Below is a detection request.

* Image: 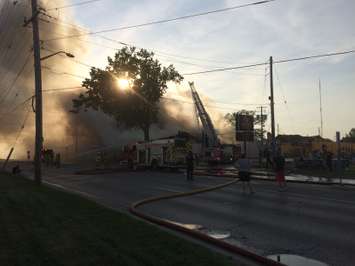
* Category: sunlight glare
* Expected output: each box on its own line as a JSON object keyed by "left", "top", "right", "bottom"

{"left": 116, "top": 78, "right": 130, "bottom": 91}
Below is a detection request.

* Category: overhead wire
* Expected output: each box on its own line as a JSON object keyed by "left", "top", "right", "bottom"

{"left": 13, "top": 107, "right": 31, "bottom": 146}
{"left": 42, "top": 86, "right": 84, "bottom": 93}
{"left": 274, "top": 66, "right": 295, "bottom": 132}
{"left": 37, "top": 84, "right": 265, "bottom": 109}
{"left": 41, "top": 47, "right": 95, "bottom": 68}
{"left": 38, "top": 15, "right": 240, "bottom": 68}
{"left": 42, "top": 65, "right": 88, "bottom": 79}
{"left": 46, "top": 0, "right": 103, "bottom": 11}
{"left": 0, "top": 95, "right": 33, "bottom": 121}
{"left": 162, "top": 97, "right": 262, "bottom": 111}
{"left": 0, "top": 51, "right": 33, "bottom": 106}
{"left": 0, "top": 2, "right": 33, "bottom": 105}
{"left": 183, "top": 49, "right": 355, "bottom": 75}
{"left": 43, "top": 0, "right": 276, "bottom": 41}
{"left": 39, "top": 1, "right": 252, "bottom": 66}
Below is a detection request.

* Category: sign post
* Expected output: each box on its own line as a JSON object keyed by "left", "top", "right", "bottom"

{"left": 235, "top": 113, "right": 254, "bottom": 156}
{"left": 336, "top": 131, "right": 342, "bottom": 185}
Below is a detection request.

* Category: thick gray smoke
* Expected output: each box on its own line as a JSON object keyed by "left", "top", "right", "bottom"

{"left": 0, "top": 0, "right": 233, "bottom": 160}
{"left": 0, "top": 0, "right": 98, "bottom": 159}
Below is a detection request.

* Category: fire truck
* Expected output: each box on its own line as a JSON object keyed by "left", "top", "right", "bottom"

{"left": 119, "top": 132, "right": 198, "bottom": 169}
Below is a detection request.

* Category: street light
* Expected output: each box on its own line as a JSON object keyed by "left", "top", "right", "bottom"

{"left": 40, "top": 51, "right": 75, "bottom": 61}
{"left": 32, "top": 49, "right": 75, "bottom": 185}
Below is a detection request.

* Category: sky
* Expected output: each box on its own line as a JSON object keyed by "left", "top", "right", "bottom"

{"left": 47, "top": 0, "right": 355, "bottom": 140}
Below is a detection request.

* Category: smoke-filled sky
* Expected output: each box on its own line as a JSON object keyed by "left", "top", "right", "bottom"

{"left": 48, "top": 0, "right": 355, "bottom": 139}
{"left": 1, "top": 0, "right": 355, "bottom": 158}
{"left": 0, "top": 0, "right": 214, "bottom": 159}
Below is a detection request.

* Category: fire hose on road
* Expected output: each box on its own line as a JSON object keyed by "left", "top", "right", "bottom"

{"left": 129, "top": 177, "right": 285, "bottom": 266}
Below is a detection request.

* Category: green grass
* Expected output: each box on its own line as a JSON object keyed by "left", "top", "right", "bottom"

{"left": 0, "top": 173, "right": 234, "bottom": 266}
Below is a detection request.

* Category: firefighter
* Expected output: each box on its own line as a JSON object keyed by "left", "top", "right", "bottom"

{"left": 96, "top": 152, "right": 102, "bottom": 168}
{"left": 55, "top": 153, "right": 61, "bottom": 168}
{"left": 186, "top": 150, "right": 194, "bottom": 181}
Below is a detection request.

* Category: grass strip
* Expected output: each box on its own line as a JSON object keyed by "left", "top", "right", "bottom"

{"left": 0, "top": 173, "right": 234, "bottom": 266}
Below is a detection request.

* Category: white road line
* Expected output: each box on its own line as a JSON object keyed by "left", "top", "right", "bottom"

{"left": 44, "top": 181, "right": 98, "bottom": 200}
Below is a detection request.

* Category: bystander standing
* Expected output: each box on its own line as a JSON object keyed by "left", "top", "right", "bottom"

{"left": 237, "top": 154, "right": 254, "bottom": 194}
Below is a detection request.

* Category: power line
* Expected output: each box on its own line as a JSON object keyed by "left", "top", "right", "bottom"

{"left": 38, "top": 84, "right": 264, "bottom": 108}
{"left": 42, "top": 65, "right": 88, "bottom": 79}
{"left": 41, "top": 47, "right": 95, "bottom": 68}
{"left": 275, "top": 49, "right": 355, "bottom": 64}
{"left": 44, "top": 0, "right": 276, "bottom": 42}
{"left": 183, "top": 62, "right": 268, "bottom": 75}
{"left": 0, "top": 95, "right": 33, "bottom": 121}
{"left": 0, "top": 51, "right": 33, "bottom": 105}
{"left": 42, "top": 86, "right": 84, "bottom": 93}
{"left": 46, "top": 0, "right": 103, "bottom": 11}
{"left": 162, "top": 97, "right": 259, "bottom": 111}
{"left": 183, "top": 49, "right": 355, "bottom": 75}
{"left": 39, "top": 13, "right": 241, "bottom": 67}
{"left": 13, "top": 107, "right": 31, "bottom": 146}
{"left": 274, "top": 66, "right": 295, "bottom": 132}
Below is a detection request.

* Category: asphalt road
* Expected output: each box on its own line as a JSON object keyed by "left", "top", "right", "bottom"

{"left": 16, "top": 163, "right": 355, "bottom": 266}
{"left": 142, "top": 180, "right": 355, "bottom": 266}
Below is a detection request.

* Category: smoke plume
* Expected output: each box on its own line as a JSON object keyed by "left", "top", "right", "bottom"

{"left": 0, "top": 0, "right": 233, "bottom": 160}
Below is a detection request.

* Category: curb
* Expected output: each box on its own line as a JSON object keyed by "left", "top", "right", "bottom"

{"left": 129, "top": 179, "right": 285, "bottom": 266}
{"left": 194, "top": 171, "right": 355, "bottom": 186}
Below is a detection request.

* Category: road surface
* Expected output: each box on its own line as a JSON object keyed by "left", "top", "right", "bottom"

{"left": 16, "top": 163, "right": 355, "bottom": 266}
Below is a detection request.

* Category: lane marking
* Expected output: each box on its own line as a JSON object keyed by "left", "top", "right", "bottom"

{"left": 44, "top": 181, "right": 99, "bottom": 200}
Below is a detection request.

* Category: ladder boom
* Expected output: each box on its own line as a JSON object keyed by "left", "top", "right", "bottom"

{"left": 189, "top": 82, "right": 219, "bottom": 147}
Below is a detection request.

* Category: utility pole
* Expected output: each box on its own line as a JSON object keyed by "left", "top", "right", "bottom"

{"left": 269, "top": 56, "right": 276, "bottom": 157}
{"left": 31, "top": 0, "right": 43, "bottom": 185}
{"left": 258, "top": 106, "right": 265, "bottom": 166}
{"left": 74, "top": 124, "right": 79, "bottom": 154}
{"left": 257, "top": 106, "right": 265, "bottom": 144}
{"left": 319, "top": 79, "right": 324, "bottom": 138}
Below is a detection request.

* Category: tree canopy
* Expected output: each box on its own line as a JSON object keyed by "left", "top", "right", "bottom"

{"left": 342, "top": 128, "right": 355, "bottom": 143}
{"left": 72, "top": 46, "right": 183, "bottom": 140}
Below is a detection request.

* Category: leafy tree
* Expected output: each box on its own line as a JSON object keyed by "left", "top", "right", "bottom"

{"left": 72, "top": 47, "right": 183, "bottom": 141}
{"left": 342, "top": 128, "right": 355, "bottom": 143}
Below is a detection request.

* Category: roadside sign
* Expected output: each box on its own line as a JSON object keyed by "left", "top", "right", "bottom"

{"left": 235, "top": 114, "right": 254, "bottom": 142}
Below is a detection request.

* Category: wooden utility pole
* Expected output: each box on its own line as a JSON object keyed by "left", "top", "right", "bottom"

{"left": 31, "top": 0, "right": 43, "bottom": 185}
{"left": 269, "top": 56, "right": 276, "bottom": 157}
{"left": 319, "top": 79, "right": 324, "bottom": 137}
{"left": 259, "top": 106, "right": 265, "bottom": 144}
{"left": 258, "top": 106, "right": 265, "bottom": 166}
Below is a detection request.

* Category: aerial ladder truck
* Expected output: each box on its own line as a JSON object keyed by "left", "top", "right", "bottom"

{"left": 189, "top": 82, "right": 222, "bottom": 163}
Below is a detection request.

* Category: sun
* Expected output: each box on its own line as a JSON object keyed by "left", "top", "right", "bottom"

{"left": 116, "top": 78, "right": 130, "bottom": 91}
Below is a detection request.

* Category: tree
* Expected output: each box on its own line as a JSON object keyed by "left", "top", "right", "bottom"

{"left": 72, "top": 47, "right": 183, "bottom": 141}
{"left": 342, "top": 128, "right": 355, "bottom": 143}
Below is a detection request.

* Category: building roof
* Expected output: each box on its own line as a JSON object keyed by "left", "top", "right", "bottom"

{"left": 276, "top": 134, "right": 333, "bottom": 144}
